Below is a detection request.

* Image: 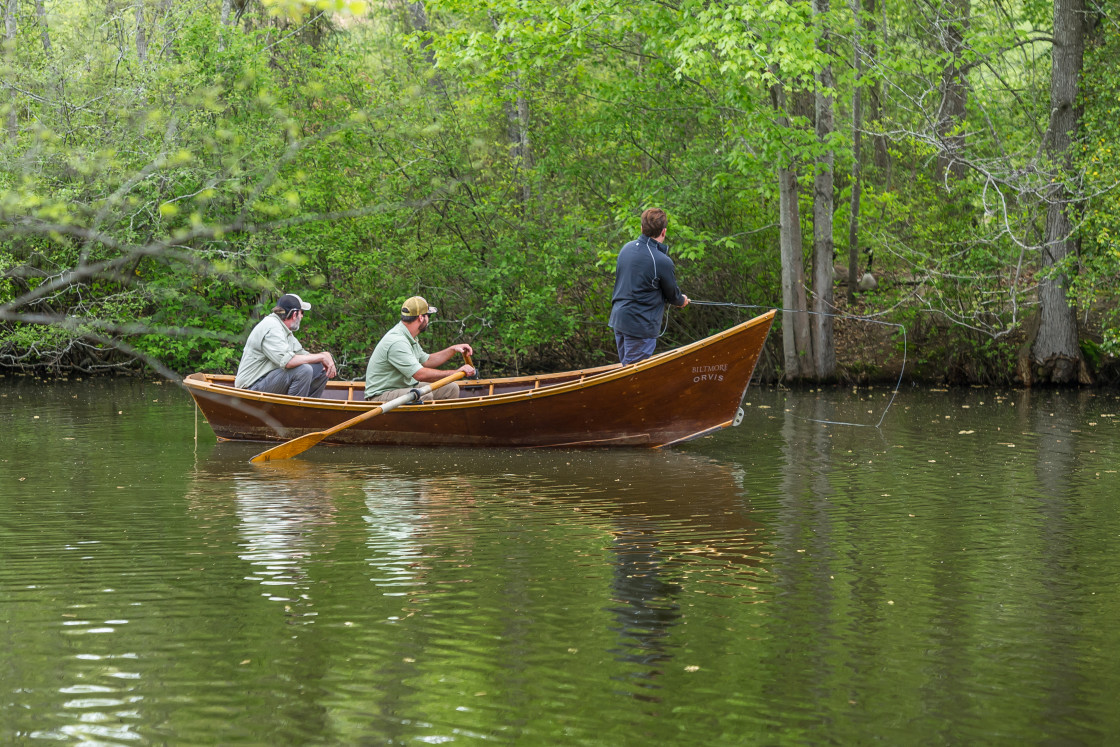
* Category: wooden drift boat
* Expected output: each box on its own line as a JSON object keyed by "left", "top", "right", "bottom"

{"left": 183, "top": 310, "right": 775, "bottom": 449}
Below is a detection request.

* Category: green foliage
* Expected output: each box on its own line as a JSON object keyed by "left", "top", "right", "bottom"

{"left": 1, "top": 0, "right": 1118, "bottom": 384}
{"left": 1073, "top": 16, "right": 1120, "bottom": 359}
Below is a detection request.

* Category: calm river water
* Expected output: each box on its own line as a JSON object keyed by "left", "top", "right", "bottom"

{"left": 2, "top": 376, "right": 1119, "bottom": 744}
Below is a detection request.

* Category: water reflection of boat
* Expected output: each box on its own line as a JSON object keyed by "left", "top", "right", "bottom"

{"left": 182, "top": 312, "right": 775, "bottom": 449}
{"left": 191, "top": 444, "right": 763, "bottom": 569}
{"left": 187, "top": 445, "right": 764, "bottom": 697}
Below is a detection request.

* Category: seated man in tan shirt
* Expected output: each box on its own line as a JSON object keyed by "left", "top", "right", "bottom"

{"left": 364, "top": 296, "right": 475, "bottom": 402}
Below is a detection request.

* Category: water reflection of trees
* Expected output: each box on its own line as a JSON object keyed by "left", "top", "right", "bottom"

{"left": 186, "top": 456, "right": 340, "bottom": 615}
{"left": 233, "top": 461, "right": 338, "bottom": 609}
{"left": 1025, "top": 389, "right": 1089, "bottom": 735}
{"left": 756, "top": 387, "right": 1120, "bottom": 741}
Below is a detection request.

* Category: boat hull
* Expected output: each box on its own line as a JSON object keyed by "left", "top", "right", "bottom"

{"left": 183, "top": 310, "right": 774, "bottom": 449}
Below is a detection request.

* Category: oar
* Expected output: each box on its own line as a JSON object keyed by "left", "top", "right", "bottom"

{"left": 249, "top": 370, "right": 466, "bottom": 464}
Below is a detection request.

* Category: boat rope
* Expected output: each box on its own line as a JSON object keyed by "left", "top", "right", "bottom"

{"left": 680, "top": 301, "right": 906, "bottom": 429}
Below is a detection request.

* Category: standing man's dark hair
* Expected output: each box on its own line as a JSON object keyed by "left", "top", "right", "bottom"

{"left": 608, "top": 209, "right": 689, "bottom": 365}
{"left": 641, "top": 208, "right": 668, "bottom": 238}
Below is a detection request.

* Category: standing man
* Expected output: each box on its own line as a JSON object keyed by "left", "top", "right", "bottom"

{"left": 365, "top": 296, "right": 476, "bottom": 402}
{"left": 609, "top": 208, "right": 690, "bottom": 365}
{"left": 234, "top": 293, "right": 337, "bottom": 398}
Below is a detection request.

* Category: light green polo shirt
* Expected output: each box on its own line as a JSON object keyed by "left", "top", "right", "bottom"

{"left": 364, "top": 321, "right": 431, "bottom": 399}
{"left": 234, "top": 314, "right": 307, "bottom": 389}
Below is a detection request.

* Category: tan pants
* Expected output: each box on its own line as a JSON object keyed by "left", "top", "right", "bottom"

{"left": 368, "top": 382, "right": 460, "bottom": 403}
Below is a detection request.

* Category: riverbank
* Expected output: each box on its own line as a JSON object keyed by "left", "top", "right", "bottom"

{"left": 2, "top": 300, "right": 1118, "bottom": 388}
{"left": 797, "top": 297, "right": 1120, "bottom": 388}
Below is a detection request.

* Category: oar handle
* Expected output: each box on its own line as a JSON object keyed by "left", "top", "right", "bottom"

{"left": 423, "top": 369, "right": 468, "bottom": 397}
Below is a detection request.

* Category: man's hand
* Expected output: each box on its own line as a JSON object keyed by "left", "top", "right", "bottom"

{"left": 678, "top": 294, "right": 690, "bottom": 308}
{"left": 451, "top": 343, "right": 474, "bottom": 357}
{"left": 288, "top": 351, "right": 337, "bottom": 378}
{"left": 319, "top": 352, "right": 338, "bottom": 379}
{"left": 458, "top": 364, "right": 477, "bottom": 377}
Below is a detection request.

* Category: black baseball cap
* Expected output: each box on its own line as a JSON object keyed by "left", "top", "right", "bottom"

{"left": 277, "top": 294, "right": 311, "bottom": 316}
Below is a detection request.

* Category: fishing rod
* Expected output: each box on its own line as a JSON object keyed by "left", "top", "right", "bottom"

{"left": 671, "top": 300, "right": 907, "bottom": 429}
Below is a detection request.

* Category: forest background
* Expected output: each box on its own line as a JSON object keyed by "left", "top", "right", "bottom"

{"left": 1, "top": 0, "right": 1118, "bottom": 386}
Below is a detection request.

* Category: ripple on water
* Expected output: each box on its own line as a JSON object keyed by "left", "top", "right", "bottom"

{"left": 6, "top": 382, "right": 1120, "bottom": 743}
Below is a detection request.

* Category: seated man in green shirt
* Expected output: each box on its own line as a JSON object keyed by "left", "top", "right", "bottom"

{"left": 364, "top": 296, "right": 476, "bottom": 402}
{"left": 234, "top": 293, "right": 337, "bottom": 398}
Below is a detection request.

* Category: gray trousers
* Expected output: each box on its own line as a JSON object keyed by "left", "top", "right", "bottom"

{"left": 614, "top": 332, "right": 657, "bottom": 365}
{"left": 248, "top": 363, "right": 328, "bottom": 398}
{"left": 367, "top": 381, "right": 460, "bottom": 403}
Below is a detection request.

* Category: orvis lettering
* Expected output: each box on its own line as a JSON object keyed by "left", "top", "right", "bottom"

{"left": 691, "top": 364, "right": 728, "bottom": 384}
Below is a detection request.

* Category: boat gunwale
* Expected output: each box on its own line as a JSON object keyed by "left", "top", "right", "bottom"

{"left": 183, "top": 310, "right": 775, "bottom": 413}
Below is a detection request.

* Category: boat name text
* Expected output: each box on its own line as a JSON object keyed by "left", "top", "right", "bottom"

{"left": 692, "top": 364, "right": 728, "bottom": 383}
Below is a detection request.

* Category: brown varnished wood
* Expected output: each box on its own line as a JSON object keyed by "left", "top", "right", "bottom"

{"left": 183, "top": 311, "right": 775, "bottom": 449}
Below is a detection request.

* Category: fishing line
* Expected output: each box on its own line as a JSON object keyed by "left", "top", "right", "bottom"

{"left": 678, "top": 301, "right": 907, "bottom": 429}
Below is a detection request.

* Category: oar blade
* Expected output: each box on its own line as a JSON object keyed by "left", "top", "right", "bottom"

{"left": 250, "top": 430, "right": 328, "bottom": 464}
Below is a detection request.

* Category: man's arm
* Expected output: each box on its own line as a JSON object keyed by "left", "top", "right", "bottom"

{"left": 657, "top": 257, "right": 689, "bottom": 308}
{"left": 423, "top": 343, "right": 473, "bottom": 369}
{"left": 411, "top": 343, "right": 475, "bottom": 381}
{"left": 288, "top": 351, "right": 337, "bottom": 379}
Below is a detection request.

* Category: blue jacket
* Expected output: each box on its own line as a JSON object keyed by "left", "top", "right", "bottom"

{"left": 608, "top": 235, "right": 686, "bottom": 338}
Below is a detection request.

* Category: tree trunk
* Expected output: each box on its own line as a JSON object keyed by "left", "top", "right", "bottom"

{"left": 848, "top": 0, "right": 863, "bottom": 304}
{"left": 219, "top": 0, "right": 231, "bottom": 51}
{"left": 513, "top": 92, "right": 532, "bottom": 203}
{"left": 34, "top": 0, "right": 49, "bottom": 54}
{"left": 403, "top": 1, "right": 450, "bottom": 99}
{"left": 812, "top": 0, "right": 836, "bottom": 379}
{"left": 934, "top": 0, "right": 969, "bottom": 182}
{"left": 1032, "top": 0, "right": 1085, "bottom": 384}
{"left": 493, "top": 12, "right": 533, "bottom": 208}
{"left": 771, "top": 81, "right": 814, "bottom": 380}
{"left": 501, "top": 88, "right": 533, "bottom": 207}
{"left": 408, "top": 1, "right": 437, "bottom": 67}
{"left": 3, "top": 0, "right": 13, "bottom": 41}
{"left": 4, "top": 0, "right": 16, "bottom": 139}
{"left": 779, "top": 163, "right": 813, "bottom": 379}
{"left": 862, "top": 0, "right": 889, "bottom": 180}
{"left": 135, "top": 2, "right": 148, "bottom": 64}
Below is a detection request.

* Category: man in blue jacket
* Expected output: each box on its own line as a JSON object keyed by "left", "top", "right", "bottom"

{"left": 608, "top": 208, "right": 690, "bottom": 365}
